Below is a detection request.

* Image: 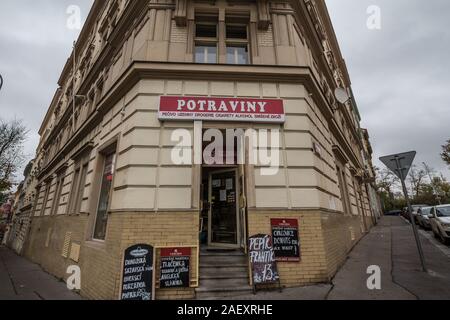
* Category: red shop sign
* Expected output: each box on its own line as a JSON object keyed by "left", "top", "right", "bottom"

{"left": 160, "top": 247, "right": 192, "bottom": 258}
{"left": 271, "top": 219, "right": 301, "bottom": 262}
{"left": 158, "top": 96, "right": 285, "bottom": 123}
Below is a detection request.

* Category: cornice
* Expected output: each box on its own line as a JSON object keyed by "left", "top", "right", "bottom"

{"left": 42, "top": 0, "right": 150, "bottom": 151}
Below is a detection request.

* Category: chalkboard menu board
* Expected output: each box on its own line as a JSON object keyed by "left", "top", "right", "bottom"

{"left": 271, "top": 219, "right": 300, "bottom": 262}
{"left": 248, "top": 234, "right": 280, "bottom": 285}
{"left": 121, "top": 244, "right": 155, "bottom": 301}
{"left": 160, "top": 248, "right": 191, "bottom": 289}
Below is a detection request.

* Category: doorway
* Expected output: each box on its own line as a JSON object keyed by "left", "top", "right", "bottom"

{"left": 200, "top": 167, "right": 247, "bottom": 249}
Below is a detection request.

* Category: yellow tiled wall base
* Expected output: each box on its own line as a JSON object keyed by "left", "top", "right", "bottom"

{"left": 248, "top": 210, "right": 329, "bottom": 287}
{"left": 24, "top": 210, "right": 366, "bottom": 299}
{"left": 24, "top": 211, "right": 198, "bottom": 300}
{"left": 321, "top": 213, "right": 365, "bottom": 277}
{"left": 248, "top": 210, "right": 367, "bottom": 287}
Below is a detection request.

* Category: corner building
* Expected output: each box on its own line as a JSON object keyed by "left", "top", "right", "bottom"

{"left": 23, "top": 0, "right": 378, "bottom": 299}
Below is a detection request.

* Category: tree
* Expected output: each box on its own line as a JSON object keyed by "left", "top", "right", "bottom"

{"left": 375, "top": 167, "right": 401, "bottom": 211}
{"left": 442, "top": 139, "right": 450, "bottom": 166}
{"left": 0, "top": 118, "right": 27, "bottom": 197}
{"left": 408, "top": 165, "right": 427, "bottom": 198}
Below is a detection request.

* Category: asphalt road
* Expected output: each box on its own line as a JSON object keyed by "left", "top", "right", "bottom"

{"left": 233, "top": 216, "right": 450, "bottom": 300}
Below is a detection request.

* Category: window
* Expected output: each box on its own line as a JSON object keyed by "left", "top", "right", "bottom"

{"left": 93, "top": 150, "right": 116, "bottom": 240}
{"left": 226, "top": 25, "right": 249, "bottom": 65}
{"left": 195, "top": 46, "right": 217, "bottom": 64}
{"left": 68, "top": 154, "right": 90, "bottom": 215}
{"left": 33, "top": 185, "right": 41, "bottom": 216}
{"left": 194, "top": 20, "right": 250, "bottom": 65}
{"left": 226, "top": 46, "right": 248, "bottom": 65}
{"left": 195, "top": 23, "right": 218, "bottom": 64}
{"left": 336, "top": 161, "right": 351, "bottom": 215}
{"left": 196, "top": 24, "right": 217, "bottom": 38}
{"left": 74, "top": 164, "right": 88, "bottom": 215}
{"left": 40, "top": 179, "right": 52, "bottom": 216}
{"left": 51, "top": 171, "right": 66, "bottom": 215}
{"left": 68, "top": 169, "right": 80, "bottom": 214}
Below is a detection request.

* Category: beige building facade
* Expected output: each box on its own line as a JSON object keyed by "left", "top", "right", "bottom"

{"left": 20, "top": 0, "right": 378, "bottom": 300}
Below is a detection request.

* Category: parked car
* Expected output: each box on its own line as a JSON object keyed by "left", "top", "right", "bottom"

{"left": 385, "top": 210, "right": 402, "bottom": 216}
{"left": 410, "top": 204, "right": 429, "bottom": 224}
{"left": 429, "top": 205, "right": 450, "bottom": 244}
{"left": 401, "top": 207, "right": 409, "bottom": 220}
{"left": 417, "top": 206, "right": 433, "bottom": 230}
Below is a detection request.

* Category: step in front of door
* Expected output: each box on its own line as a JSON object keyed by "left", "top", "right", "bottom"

{"left": 196, "top": 250, "right": 252, "bottom": 300}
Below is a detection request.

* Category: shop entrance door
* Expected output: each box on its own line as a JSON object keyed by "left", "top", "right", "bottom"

{"left": 208, "top": 169, "right": 240, "bottom": 248}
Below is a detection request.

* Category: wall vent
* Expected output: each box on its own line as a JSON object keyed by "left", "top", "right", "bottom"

{"left": 62, "top": 232, "right": 72, "bottom": 258}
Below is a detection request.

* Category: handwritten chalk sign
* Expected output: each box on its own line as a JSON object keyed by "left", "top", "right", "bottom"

{"left": 248, "top": 234, "right": 280, "bottom": 285}
{"left": 160, "top": 248, "right": 191, "bottom": 289}
{"left": 121, "top": 244, "right": 155, "bottom": 301}
{"left": 271, "top": 219, "right": 300, "bottom": 262}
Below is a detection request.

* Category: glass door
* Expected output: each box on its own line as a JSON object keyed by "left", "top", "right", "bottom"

{"left": 208, "top": 169, "right": 240, "bottom": 248}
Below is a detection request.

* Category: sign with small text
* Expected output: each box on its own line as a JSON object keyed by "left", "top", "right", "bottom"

{"left": 120, "top": 244, "right": 155, "bottom": 301}
{"left": 159, "top": 96, "right": 285, "bottom": 123}
{"left": 248, "top": 234, "right": 280, "bottom": 285}
{"left": 271, "top": 219, "right": 300, "bottom": 262}
{"left": 159, "top": 248, "right": 191, "bottom": 289}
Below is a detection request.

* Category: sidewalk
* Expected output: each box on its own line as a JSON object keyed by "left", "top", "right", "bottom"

{"left": 1, "top": 216, "right": 450, "bottom": 300}
{"left": 0, "top": 246, "right": 81, "bottom": 300}
{"left": 232, "top": 216, "right": 450, "bottom": 300}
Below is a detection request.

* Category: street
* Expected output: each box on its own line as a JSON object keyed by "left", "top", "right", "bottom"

{"left": 231, "top": 216, "right": 450, "bottom": 300}
{"left": 0, "top": 247, "right": 81, "bottom": 300}
{"left": 1, "top": 216, "right": 449, "bottom": 300}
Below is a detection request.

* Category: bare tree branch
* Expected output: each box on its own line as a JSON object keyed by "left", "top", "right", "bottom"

{"left": 0, "top": 118, "right": 27, "bottom": 194}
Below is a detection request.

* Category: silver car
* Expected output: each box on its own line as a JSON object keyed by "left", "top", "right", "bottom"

{"left": 411, "top": 204, "right": 428, "bottom": 224}
{"left": 417, "top": 206, "right": 433, "bottom": 230}
{"left": 429, "top": 205, "right": 450, "bottom": 245}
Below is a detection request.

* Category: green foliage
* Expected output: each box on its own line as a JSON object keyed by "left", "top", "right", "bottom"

{"left": 442, "top": 139, "right": 450, "bottom": 166}
{"left": 376, "top": 164, "right": 450, "bottom": 211}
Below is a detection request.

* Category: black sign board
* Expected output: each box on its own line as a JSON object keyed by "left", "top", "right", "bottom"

{"left": 160, "top": 248, "right": 191, "bottom": 289}
{"left": 271, "top": 219, "right": 301, "bottom": 262}
{"left": 248, "top": 234, "right": 280, "bottom": 285}
{"left": 120, "top": 244, "right": 155, "bottom": 301}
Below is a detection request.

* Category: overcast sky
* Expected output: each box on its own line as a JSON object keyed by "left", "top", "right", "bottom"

{"left": 0, "top": 0, "right": 449, "bottom": 182}
{"left": 326, "top": 0, "right": 450, "bottom": 179}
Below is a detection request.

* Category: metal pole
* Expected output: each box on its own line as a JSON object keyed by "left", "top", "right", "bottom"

{"left": 395, "top": 156, "right": 427, "bottom": 272}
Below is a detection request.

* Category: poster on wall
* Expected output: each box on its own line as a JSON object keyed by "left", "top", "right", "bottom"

{"left": 271, "top": 219, "right": 301, "bottom": 262}
{"left": 120, "top": 244, "right": 155, "bottom": 301}
{"left": 248, "top": 234, "right": 280, "bottom": 287}
{"left": 159, "top": 248, "right": 191, "bottom": 289}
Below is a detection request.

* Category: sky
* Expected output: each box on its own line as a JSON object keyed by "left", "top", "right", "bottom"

{"left": 0, "top": 0, "right": 449, "bottom": 183}
{"left": 325, "top": 0, "right": 450, "bottom": 179}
